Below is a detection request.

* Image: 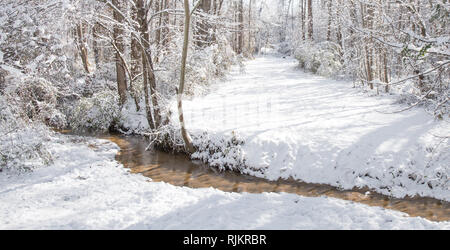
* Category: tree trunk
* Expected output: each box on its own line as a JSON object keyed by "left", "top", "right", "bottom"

{"left": 92, "top": 23, "right": 100, "bottom": 70}
{"left": 195, "top": 0, "right": 212, "bottom": 48}
{"left": 383, "top": 49, "right": 389, "bottom": 92}
{"left": 178, "top": 0, "right": 197, "bottom": 153}
{"left": 136, "top": 0, "right": 161, "bottom": 129}
{"left": 301, "top": 0, "right": 305, "bottom": 40}
{"left": 76, "top": 23, "right": 90, "bottom": 74}
{"left": 248, "top": 0, "right": 252, "bottom": 55}
{"left": 130, "top": 5, "right": 142, "bottom": 112}
{"left": 112, "top": 0, "right": 128, "bottom": 105}
{"left": 365, "top": 2, "right": 374, "bottom": 89}
{"left": 161, "top": 0, "right": 170, "bottom": 48}
{"left": 307, "top": 0, "right": 313, "bottom": 40}
{"left": 135, "top": 0, "right": 155, "bottom": 130}
{"left": 327, "top": 0, "right": 332, "bottom": 41}
{"left": 155, "top": 0, "right": 162, "bottom": 62}
{"left": 237, "top": 0, "right": 244, "bottom": 54}
{"left": 147, "top": 54, "right": 161, "bottom": 129}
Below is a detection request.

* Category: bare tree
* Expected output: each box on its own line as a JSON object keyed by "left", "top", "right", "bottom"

{"left": 178, "top": 0, "right": 203, "bottom": 153}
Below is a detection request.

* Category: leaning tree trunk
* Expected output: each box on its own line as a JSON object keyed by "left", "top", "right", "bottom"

{"left": 178, "top": 0, "right": 198, "bottom": 153}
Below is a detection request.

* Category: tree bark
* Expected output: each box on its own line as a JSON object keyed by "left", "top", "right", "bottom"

{"left": 307, "top": 0, "right": 313, "bottom": 40}
{"left": 363, "top": 2, "right": 374, "bottom": 89}
{"left": 92, "top": 23, "right": 101, "bottom": 70}
{"left": 135, "top": 0, "right": 155, "bottom": 130}
{"left": 327, "top": 0, "right": 332, "bottom": 41}
{"left": 248, "top": 0, "right": 252, "bottom": 55}
{"left": 178, "top": 0, "right": 199, "bottom": 154}
{"left": 76, "top": 23, "right": 90, "bottom": 74}
{"left": 195, "top": 0, "right": 212, "bottom": 48}
{"left": 130, "top": 5, "right": 142, "bottom": 111}
{"left": 161, "top": 0, "right": 170, "bottom": 48}
{"left": 112, "top": 0, "right": 128, "bottom": 105}
{"left": 237, "top": 0, "right": 244, "bottom": 54}
{"left": 301, "top": 0, "right": 305, "bottom": 40}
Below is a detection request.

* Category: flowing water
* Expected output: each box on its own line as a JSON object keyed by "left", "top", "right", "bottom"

{"left": 99, "top": 134, "right": 449, "bottom": 222}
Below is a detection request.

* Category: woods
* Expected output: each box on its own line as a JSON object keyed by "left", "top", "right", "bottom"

{"left": 0, "top": 0, "right": 254, "bottom": 153}
{"left": 0, "top": 0, "right": 449, "bottom": 231}
{"left": 0, "top": 0, "right": 448, "bottom": 165}
{"left": 0, "top": 0, "right": 447, "bottom": 161}
{"left": 290, "top": 0, "right": 449, "bottom": 117}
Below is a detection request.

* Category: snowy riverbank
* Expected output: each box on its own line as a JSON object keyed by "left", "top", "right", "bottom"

{"left": 174, "top": 56, "right": 449, "bottom": 202}
{"left": 0, "top": 133, "right": 448, "bottom": 229}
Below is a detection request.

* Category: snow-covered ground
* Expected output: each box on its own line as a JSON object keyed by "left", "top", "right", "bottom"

{"left": 176, "top": 56, "right": 449, "bottom": 201}
{"left": 0, "top": 133, "right": 448, "bottom": 230}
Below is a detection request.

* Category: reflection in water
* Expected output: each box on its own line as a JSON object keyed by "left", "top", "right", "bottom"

{"left": 103, "top": 135, "right": 449, "bottom": 222}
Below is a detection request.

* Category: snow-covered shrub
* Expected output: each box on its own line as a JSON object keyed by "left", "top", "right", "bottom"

{"left": 15, "top": 77, "right": 67, "bottom": 128}
{"left": 294, "top": 41, "right": 343, "bottom": 77}
{"left": 0, "top": 126, "right": 53, "bottom": 173}
{"left": 392, "top": 82, "right": 450, "bottom": 119}
{"left": 278, "top": 41, "right": 292, "bottom": 55}
{"left": 214, "top": 35, "right": 238, "bottom": 74}
{"left": 117, "top": 98, "right": 150, "bottom": 134}
{"left": 192, "top": 131, "right": 246, "bottom": 172}
{"left": 186, "top": 49, "right": 213, "bottom": 94}
{"left": 0, "top": 0, "right": 78, "bottom": 84}
{"left": 70, "top": 90, "right": 121, "bottom": 132}
{"left": 0, "top": 96, "right": 53, "bottom": 173}
{"left": 0, "top": 0, "right": 90, "bottom": 129}
{"left": 0, "top": 94, "right": 25, "bottom": 130}
{"left": 185, "top": 36, "right": 236, "bottom": 96}
{"left": 0, "top": 66, "right": 66, "bottom": 129}
{"left": 180, "top": 32, "right": 235, "bottom": 95}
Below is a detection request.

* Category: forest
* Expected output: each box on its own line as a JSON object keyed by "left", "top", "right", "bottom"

{"left": 0, "top": 0, "right": 449, "bottom": 230}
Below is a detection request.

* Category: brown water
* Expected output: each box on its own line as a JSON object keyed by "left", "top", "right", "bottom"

{"left": 100, "top": 134, "right": 449, "bottom": 222}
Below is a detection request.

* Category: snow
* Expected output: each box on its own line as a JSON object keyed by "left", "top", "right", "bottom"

{"left": 0, "top": 133, "right": 448, "bottom": 230}
{"left": 174, "top": 56, "right": 450, "bottom": 201}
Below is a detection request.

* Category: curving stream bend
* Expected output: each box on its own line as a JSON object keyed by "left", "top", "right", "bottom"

{"left": 98, "top": 134, "right": 449, "bottom": 222}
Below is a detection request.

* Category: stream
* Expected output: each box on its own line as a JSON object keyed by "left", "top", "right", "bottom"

{"left": 97, "top": 134, "right": 449, "bottom": 222}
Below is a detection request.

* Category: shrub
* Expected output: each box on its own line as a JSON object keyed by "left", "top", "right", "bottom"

{"left": 15, "top": 77, "right": 67, "bottom": 128}
{"left": 0, "top": 97, "right": 52, "bottom": 173}
{"left": 192, "top": 131, "right": 246, "bottom": 172}
{"left": 294, "top": 41, "right": 343, "bottom": 77}
{"left": 70, "top": 90, "right": 121, "bottom": 132}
